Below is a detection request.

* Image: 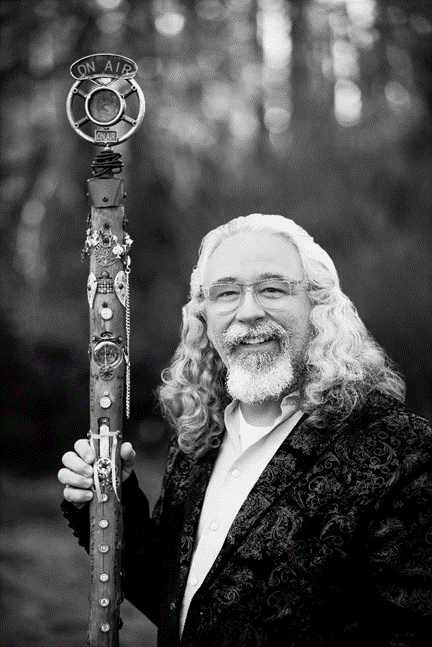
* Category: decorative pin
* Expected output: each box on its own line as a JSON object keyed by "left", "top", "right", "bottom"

{"left": 114, "top": 271, "right": 127, "bottom": 306}
{"left": 100, "top": 396, "right": 112, "bottom": 409}
{"left": 100, "top": 306, "right": 113, "bottom": 320}
{"left": 87, "top": 273, "right": 97, "bottom": 308}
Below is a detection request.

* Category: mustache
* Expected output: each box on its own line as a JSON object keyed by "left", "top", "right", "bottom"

{"left": 220, "top": 321, "right": 289, "bottom": 353}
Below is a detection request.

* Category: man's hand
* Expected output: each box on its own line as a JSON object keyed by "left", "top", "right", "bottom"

{"left": 58, "top": 439, "right": 136, "bottom": 508}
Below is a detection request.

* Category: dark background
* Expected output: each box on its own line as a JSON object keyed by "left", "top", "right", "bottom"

{"left": 1, "top": 0, "right": 431, "bottom": 645}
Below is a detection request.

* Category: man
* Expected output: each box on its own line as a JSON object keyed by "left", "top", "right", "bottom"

{"left": 59, "top": 214, "right": 431, "bottom": 646}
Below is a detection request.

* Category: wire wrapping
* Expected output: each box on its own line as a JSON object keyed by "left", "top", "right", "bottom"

{"left": 92, "top": 147, "right": 124, "bottom": 178}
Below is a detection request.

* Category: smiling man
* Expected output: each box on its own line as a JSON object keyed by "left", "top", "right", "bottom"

{"left": 60, "top": 214, "right": 431, "bottom": 647}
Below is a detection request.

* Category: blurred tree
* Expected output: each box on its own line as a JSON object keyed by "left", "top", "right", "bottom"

{"left": 1, "top": 0, "right": 430, "bottom": 476}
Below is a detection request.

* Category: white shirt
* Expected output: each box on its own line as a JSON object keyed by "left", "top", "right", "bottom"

{"left": 179, "top": 394, "right": 303, "bottom": 634}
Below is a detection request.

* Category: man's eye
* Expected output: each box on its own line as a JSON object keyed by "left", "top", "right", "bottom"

{"left": 262, "top": 287, "right": 283, "bottom": 294}
{"left": 259, "top": 286, "right": 287, "bottom": 297}
{"left": 217, "top": 289, "right": 239, "bottom": 300}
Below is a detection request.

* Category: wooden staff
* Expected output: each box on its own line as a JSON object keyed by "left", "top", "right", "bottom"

{"left": 66, "top": 53, "right": 145, "bottom": 646}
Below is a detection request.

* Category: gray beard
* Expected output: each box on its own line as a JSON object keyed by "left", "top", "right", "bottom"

{"left": 225, "top": 351, "right": 295, "bottom": 404}
{"left": 221, "top": 321, "right": 296, "bottom": 404}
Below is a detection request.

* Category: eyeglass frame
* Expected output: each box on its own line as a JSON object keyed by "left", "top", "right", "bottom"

{"left": 200, "top": 277, "right": 310, "bottom": 313}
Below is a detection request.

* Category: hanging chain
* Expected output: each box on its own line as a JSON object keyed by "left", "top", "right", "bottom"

{"left": 125, "top": 255, "right": 131, "bottom": 419}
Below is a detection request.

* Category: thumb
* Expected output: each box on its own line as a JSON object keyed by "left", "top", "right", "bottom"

{"left": 120, "top": 442, "right": 136, "bottom": 480}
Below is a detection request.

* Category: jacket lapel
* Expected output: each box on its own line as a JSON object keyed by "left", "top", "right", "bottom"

{"left": 201, "top": 415, "right": 347, "bottom": 585}
{"left": 169, "top": 446, "right": 219, "bottom": 599}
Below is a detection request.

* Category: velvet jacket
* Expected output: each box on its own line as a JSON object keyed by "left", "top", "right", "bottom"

{"left": 63, "top": 392, "right": 432, "bottom": 646}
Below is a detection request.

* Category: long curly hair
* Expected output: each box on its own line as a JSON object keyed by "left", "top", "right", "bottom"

{"left": 158, "top": 214, "right": 405, "bottom": 458}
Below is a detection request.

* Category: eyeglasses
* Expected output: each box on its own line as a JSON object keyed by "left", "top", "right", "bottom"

{"left": 201, "top": 279, "right": 308, "bottom": 314}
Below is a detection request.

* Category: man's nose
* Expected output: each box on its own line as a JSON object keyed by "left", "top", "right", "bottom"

{"left": 235, "top": 288, "right": 265, "bottom": 322}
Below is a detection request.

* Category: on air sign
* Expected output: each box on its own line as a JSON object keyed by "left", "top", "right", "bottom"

{"left": 70, "top": 54, "right": 138, "bottom": 80}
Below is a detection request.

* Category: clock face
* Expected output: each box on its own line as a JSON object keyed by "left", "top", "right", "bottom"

{"left": 93, "top": 341, "right": 122, "bottom": 368}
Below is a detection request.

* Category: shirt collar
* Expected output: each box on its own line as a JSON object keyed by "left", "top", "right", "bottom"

{"left": 224, "top": 391, "right": 301, "bottom": 442}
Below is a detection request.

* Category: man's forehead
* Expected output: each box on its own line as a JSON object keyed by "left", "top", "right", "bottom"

{"left": 203, "top": 230, "right": 303, "bottom": 284}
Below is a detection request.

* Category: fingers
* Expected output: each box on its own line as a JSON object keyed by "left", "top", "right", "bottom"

{"left": 62, "top": 485, "right": 93, "bottom": 507}
{"left": 74, "top": 439, "right": 95, "bottom": 464}
{"left": 59, "top": 439, "right": 95, "bottom": 506}
{"left": 58, "top": 466, "right": 93, "bottom": 490}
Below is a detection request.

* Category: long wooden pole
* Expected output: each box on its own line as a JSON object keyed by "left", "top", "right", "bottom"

{"left": 86, "top": 171, "right": 127, "bottom": 646}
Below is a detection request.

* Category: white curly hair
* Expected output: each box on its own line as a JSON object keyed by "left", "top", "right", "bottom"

{"left": 158, "top": 214, "right": 405, "bottom": 458}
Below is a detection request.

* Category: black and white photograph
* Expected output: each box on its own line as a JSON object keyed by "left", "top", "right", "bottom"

{"left": 1, "top": 1, "right": 431, "bottom": 646}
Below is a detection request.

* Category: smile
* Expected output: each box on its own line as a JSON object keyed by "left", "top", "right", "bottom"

{"left": 240, "top": 336, "right": 273, "bottom": 345}
{"left": 236, "top": 337, "right": 279, "bottom": 353}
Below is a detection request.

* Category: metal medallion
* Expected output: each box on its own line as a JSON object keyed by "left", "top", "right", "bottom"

{"left": 99, "top": 543, "right": 109, "bottom": 553}
{"left": 100, "top": 573, "right": 109, "bottom": 582}
{"left": 93, "top": 340, "right": 122, "bottom": 368}
{"left": 87, "top": 273, "right": 97, "bottom": 308}
{"left": 94, "top": 231, "right": 117, "bottom": 267}
{"left": 99, "top": 519, "right": 109, "bottom": 529}
{"left": 100, "top": 396, "right": 112, "bottom": 409}
{"left": 99, "top": 597, "right": 110, "bottom": 607}
{"left": 114, "top": 271, "right": 127, "bottom": 306}
{"left": 100, "top": 306, "right": 113, "bottom": 320}
{"left": 100, "top": 622, "right": 110, "bottom": 633}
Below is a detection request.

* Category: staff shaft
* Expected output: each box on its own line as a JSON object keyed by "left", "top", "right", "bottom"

{"left": 86, "top": 176, "right": 127, "bottom": 646}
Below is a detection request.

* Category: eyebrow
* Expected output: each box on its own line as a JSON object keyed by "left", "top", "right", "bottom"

{"left": 211, "top": 273, "right": 300, "bottom": 284}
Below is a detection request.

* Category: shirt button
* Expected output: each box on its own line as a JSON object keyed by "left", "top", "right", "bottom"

{"left": 210, "top": 521, "right": 219, "bottom": 531}
{"left": 170, "top": 601, "right": 177, "bottom": 612}
{"left": 190, "top": 576, "right": 198, "bottom": 586}
{"left": 232, "top": 469, "right": 240, "bottom": 478}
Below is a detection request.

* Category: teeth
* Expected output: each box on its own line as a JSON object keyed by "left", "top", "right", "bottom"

{"left": 242, "top": 337, "right": 270, "bottom": 344}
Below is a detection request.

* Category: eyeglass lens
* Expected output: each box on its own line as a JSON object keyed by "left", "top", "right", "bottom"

{"left": 208, "top": 280, "right": 301, "bottom": 312}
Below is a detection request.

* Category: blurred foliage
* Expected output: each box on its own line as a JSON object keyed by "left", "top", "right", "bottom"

{"left": 1, "top": 0, "right": 431, "bottom": 477}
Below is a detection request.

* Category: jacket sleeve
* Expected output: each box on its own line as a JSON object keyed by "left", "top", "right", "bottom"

{"left": 358, "top": 413, "right": 432, "bottom": 647}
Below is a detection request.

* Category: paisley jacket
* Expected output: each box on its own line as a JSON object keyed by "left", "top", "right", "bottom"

{"left": 63, "top": 392, "right": 432, "bottom": 646}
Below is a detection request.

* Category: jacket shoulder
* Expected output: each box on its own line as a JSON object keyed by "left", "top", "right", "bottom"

{"left": 360, "top": 391, "right": 431, "bottom": 437}
{"left": 341, "top": 392, "right": 431, "bottom": 476}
